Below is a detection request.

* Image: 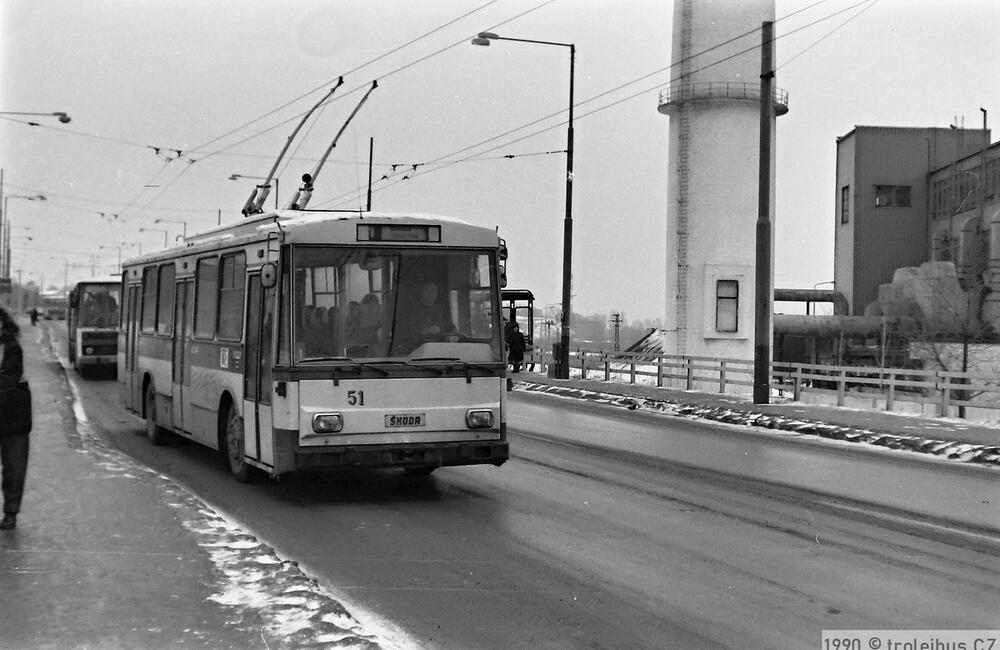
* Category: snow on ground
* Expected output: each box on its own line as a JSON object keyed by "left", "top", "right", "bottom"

{"left": 60, "top": 353, "right": 415, "bottom": 649}
{"left": 515, "top": 380, "right": 1000, "bottom": 468}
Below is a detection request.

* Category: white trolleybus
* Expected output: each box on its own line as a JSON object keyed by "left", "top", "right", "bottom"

{"left": 68, "top": 276, "right": 120, "bottom": 376}
{"left": 119, "top": 210, "right": 510, "bottom": 480}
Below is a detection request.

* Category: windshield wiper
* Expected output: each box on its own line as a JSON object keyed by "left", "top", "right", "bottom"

{"left": 410, "top": 356, "right": 500, "bottom": 382}
{"left": 299, "top": 355, "right": 355, "bottom": 364}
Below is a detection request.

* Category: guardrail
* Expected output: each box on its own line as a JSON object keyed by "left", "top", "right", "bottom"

{"left": 523, "top": 347, "right": 1000, "bottom": 420}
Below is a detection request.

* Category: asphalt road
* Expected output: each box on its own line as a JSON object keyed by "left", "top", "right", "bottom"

{"left": 53, "top": 324, "right": 1000, "bottom": 650}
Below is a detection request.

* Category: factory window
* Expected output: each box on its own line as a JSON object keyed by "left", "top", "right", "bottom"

{"left": 875, "top": 185, "right": 910, "bottom": 207}
{"left": 931, "top": 179, "right": 951, "bottom": 218}
{"left": 715, "top": 280, "right": 739, "bottom": 333}
{"left": 986, "top": 159, "right": 1000, "bottom": 200}
{"left": 840, "top": 186, "right": 850, "bottom": 224}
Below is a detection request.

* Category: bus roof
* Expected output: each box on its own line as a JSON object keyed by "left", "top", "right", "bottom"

{"left": 72, "top": 275, "right": 121, "bottom": 286}
{"left": 122, "top": 210, "right": 500, "bottom": 268}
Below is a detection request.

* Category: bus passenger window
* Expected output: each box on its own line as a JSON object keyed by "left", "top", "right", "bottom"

{"left": 218, "top": 253, "right": 246, "bottom": 341}
{"left": 157, "top": 264, "right": 175, "bottom": 335}
{"left": 141, "top": 267, "right": 157, "bottom": 333}
{"left": 194, "top": 257, "right": 219, "bottom": 339}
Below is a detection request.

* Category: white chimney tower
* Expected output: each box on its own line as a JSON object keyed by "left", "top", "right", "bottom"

{"left": 658, "top": 0, "right": 787, "bottom": 361}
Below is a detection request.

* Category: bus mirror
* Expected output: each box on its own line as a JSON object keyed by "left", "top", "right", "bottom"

{"left": 498, "top": 267, "right": 507, "bottom": 288}
{"left": 261, "top": 262, "right": 278, "bottom": 288}
{"left": 498, "top": 239, "right": 508, "bottom": 261}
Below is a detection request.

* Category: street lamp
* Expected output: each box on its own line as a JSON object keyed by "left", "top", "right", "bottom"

{"left": 1, "top": 194, "right": 46, "bottom": 278}
{"left": 139, "top": 227, "right": 168, "bottom": 248}
{"left": 229, "top": 174, "right": 279, "bottom": 210}
{"left": 153, "top": 217, "right": 188, "bottom": 239}
{"left": 99, "top": 243, "right": 140, "bottom": 273}
{"left": 0, "top": 111, "right": 71, "bottom": 123}
{"left": 472, "top": 31, "right": 575, "bottom": 378}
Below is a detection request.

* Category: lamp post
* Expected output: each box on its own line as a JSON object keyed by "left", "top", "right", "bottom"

{"left": 0, "top": 111, "right": 71, "bottom": 123}
{"left": 139, "top": 227, "right": 168, "bottom": 248}
{"left": 99, "top": 243, "right": 140, "bottom": 273}
{"left": 472, "top": 31, "right": 575, "bottom": 379}
{"left": 229, "top": 174, "right": 278, "bottom": 210}
{"left": 2, "top": 194, "right": 46, "bottom": 278}
{"left": 153, "top": 217, "right": 188, "bottom": 239}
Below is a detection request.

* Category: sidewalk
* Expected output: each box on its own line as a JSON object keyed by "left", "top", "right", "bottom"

{"left": 0, "top": 318, "right": 394, "bottom": 650}
{"left": 516, "top": 372, "right": 1000, "bottom": 468}
{"left": 0, "top": 318, "right": 266, "bottom": 649}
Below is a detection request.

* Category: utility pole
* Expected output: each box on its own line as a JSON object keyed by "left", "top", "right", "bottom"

{"left": 609, "top": 312, "right": 623, "bottom": 352}
{"left": 753, "top": 20, "right": 775, "bottom": 404}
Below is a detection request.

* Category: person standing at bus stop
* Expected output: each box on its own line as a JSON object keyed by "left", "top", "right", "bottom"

{"left": 0, "top": 308, "right": 32, "bottom": 530}
{"left": 507, "top": 322, "right": 526, "bottom": 373}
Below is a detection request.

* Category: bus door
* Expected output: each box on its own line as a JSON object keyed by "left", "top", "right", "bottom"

{"left": 171, "top": 279, "right": 194, "bottom": 433}
{"left": 243, "top": 274, "right": 275, "bottom": 466}
{"left": 125, "top": 285, "right": 142, "bottom": 408}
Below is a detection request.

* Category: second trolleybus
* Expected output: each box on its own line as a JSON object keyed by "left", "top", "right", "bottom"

{"left": 119, "top": 210, "right": 510, "bottom": 480}
{"left": 68, "top": 276, "right": 121, "bottom": 376}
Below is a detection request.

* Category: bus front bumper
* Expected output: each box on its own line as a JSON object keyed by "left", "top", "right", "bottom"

{"left": 292, "top": 439, "right": 509, "bottom": 471}
{"left": 77, "top": 355, "right": 117, "bottom": 366}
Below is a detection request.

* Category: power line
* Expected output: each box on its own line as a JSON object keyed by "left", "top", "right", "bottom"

{"left": 777, "top": 0, "right": 881, "bottom": 72}
{"left": 188, "top": 0, "right": 558, "bottom": 162}
{"left": 322, "top": 0, "right": 879, "bottom": 208}
{"left": 186, "top": 0, "right": 512, "bottom": 157}
{"left": 120, "top": 0, "right": 558, "bottom": 220}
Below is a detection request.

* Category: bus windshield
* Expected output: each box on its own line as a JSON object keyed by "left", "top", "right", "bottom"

{"left": 287, "top": 246, "right": 502, "bottom": 364}
{"left": 77, "top": 284, "right": 120, "bottom": 327}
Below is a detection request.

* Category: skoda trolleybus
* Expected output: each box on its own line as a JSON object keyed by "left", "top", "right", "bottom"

{"left": 68, "top": 276, "right": 121, "bottom": 376}
{"left": 119, "top": 210, "right": 510, "bottom": 480}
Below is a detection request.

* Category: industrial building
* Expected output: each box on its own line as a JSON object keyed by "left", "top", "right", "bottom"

{"left": 834, "top": 124, "right": 997, "bottom": 319}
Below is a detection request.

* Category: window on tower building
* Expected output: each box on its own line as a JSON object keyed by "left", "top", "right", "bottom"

{"left": 840, "top": 186, "right": 850, "bottom": 224}
{"left": 874, "top": 185, "right": 911, "bottom": 207}
{"left": 715, "top": 280, "right": 739, "bottom": 333}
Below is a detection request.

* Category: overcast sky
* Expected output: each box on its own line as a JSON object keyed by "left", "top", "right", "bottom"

{"left": 2, "top": 0, "right": 998, "bottom": 322}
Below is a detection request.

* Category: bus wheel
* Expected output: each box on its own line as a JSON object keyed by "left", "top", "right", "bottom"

{"left": 144, "top": 384, "right": 169, "bottom": 445}
{"left": 224, "top": 404, "right": 253, "bottom": 483}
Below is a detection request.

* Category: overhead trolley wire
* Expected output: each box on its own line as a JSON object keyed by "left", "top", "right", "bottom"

{"left": 320, "top": 0, "right": 879, "bottom": 208}
{"left": 121, "top": 0, "right": 558, "bottom": 220}
{"left": 188, "top": 0, "right": 553, "bottom": 160}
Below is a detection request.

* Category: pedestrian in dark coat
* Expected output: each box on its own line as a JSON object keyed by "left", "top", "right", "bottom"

{"left": 0, "top": 308, "right": 31, "bottom": 530}
{"left": 507, "top": 322, "right": 526, "bottom": 373}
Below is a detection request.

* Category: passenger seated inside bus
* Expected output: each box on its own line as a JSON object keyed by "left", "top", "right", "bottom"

{"left": 303, "top": 305, "right": 336, "bottom": 356}
{"left": 346, "top": 293, "right": 381, "bottom": 357}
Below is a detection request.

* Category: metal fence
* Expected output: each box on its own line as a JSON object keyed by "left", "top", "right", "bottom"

{"left": 524, "top": 347, "right": 1000, "bottom": 420}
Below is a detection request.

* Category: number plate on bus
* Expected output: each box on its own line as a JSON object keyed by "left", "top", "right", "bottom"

{"left": 385, "top": 414, "right": 425, "bottom": 428}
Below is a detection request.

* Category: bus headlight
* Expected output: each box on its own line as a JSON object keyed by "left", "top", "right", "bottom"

{"left": 311, "top": 413, "right": 344, "bottom": 434}
{"left": 84, "top": 347, "right": 94, "bottom": 355}
{"left": 466, "top": 409, "right": 493, "bottom": 429}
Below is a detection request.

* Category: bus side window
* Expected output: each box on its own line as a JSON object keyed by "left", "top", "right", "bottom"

{"left": 141, "top": 267, "right": 157, "bottom": 333}
{"left": 157, "top": 264, "right": 175, "bottom": 335}
{"left": 194, "top": 256, "right": 219, "bottom": 339}
{"left": 218, "top": 252, "right": 246, "bottom": 341}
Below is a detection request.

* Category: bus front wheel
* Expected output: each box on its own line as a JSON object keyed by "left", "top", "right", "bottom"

{"left": 223, "top": 404, "right": 253, "bottom": 483}
{"left": 144, "top": 384, "right": 169, "bottom": 445}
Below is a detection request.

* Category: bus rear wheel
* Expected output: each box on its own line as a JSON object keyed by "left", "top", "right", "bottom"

{"left": 223, "top": 404, "right": 253, "bottom": 483}
{"left": 144, "top": 384, "right": 169, "bottom": 445}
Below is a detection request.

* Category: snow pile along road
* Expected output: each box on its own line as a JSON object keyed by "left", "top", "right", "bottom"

{"left": 516, "top": 381, "right": 1000, "bottom": 468}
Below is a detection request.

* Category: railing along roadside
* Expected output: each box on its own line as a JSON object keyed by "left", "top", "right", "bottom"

{"left": 522, "top": 347, "right": 1000, "bottom": 420}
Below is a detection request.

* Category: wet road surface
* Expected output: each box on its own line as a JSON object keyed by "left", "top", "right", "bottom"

{"left": 55, "top": 325, "right": 1000, "bottom": 649}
